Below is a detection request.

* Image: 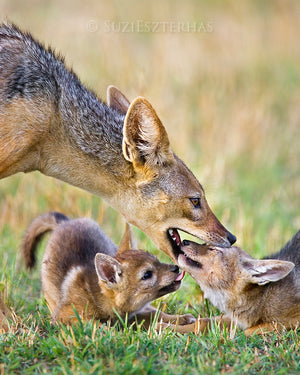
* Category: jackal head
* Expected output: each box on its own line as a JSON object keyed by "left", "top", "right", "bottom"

{"left": 107, "top": 86, "right": 236, "bottom": 263}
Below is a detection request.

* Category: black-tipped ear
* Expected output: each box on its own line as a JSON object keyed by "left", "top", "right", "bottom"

{"left": 107, "top": 85, "right": 130, "bottom": 115}
{"left": 95, "top": 253, "right": 122, "bottom": 285}
{"left": 117, "top": 223, "right": 136, "bottom": 254}
{"left": 122, "top": 97, "right": 173, "bottom": 171}
{"left": 243, "top": 259, "right": 295, "bottom": 286}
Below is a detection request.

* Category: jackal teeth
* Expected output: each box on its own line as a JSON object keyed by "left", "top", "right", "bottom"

{"left": 168, "top": 229, "right": 182, "bottom": 246}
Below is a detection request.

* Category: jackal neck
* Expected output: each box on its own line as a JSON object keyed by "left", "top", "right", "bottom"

{"left": 58, "top": 71, "right": 126, "bottom": 170}
{"left": 226, "top": 284, "right": 266, "bottom": 329}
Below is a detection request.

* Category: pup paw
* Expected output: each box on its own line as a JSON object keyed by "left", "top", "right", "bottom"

{"left": 177, "top": 313, "right": 196, "bottom": 325}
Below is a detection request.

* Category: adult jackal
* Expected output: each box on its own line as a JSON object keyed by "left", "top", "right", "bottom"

{"left": 0, "top": 24, "right": 236, "bottom": 262}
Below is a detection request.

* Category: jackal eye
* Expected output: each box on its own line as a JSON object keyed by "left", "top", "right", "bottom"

{"left": 142, "top": 270, "right": 153, "bottom": 280}
{"left": 189, "top": 197, "right": 201, "bottom": 208}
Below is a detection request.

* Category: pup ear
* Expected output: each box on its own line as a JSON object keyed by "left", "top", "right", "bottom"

{"left": 107, "top": 85, "right": 130, "bottom": 115}
{"left": 122, "top": 97, "right": 173, "bottom": 171}
{"left": 95, "top": 253, "right": 122, "bottom": 285}
{"left": 243, "top": 259, "right": 295, "bottom": 285}
{"left": 117, "top": 223, "right": 136, "bottom": 254}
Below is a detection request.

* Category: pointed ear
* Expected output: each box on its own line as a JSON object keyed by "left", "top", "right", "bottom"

{"left": 122, "top": 97, "right": 173, "bottom": 170}
{"left": 107, "top": 85, "right": 130, "bottom": 115}
{"left": 117, "top": 223, "right": 136, "bottom": 254}
{"left": 95, "top": 253, "right": 122, "bottom": 285}
{"left": 243, "top": 259, "right": 295, "bottom": 286}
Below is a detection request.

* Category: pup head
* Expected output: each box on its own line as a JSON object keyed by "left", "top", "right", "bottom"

{"left": 177, "top": 240, "right": 294, "bottom": 311}
{"left": 94, "top": 223, "right": 184, "bottom": 316}
{"left": 94, "top": 251, "right": 184, "bottom": 315}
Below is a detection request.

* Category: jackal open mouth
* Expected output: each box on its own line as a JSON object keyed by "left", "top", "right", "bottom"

{"left": 167, "top": 228, "right": 205, "bottom": 260}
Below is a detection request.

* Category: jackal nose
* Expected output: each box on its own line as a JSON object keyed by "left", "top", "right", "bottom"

{"left": 227, "top": 232, "right": 236, "bottom": 245}
{"left": 171, "top": 265, "right": 179, "bottom": 273}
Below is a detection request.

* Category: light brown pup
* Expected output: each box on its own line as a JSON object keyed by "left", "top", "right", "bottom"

{"left": 165, "top": 231, "right": 300, "bottom": 335}
{"left": 22, "top": 212, "right": 195, "bottom": 326}
{"left": 0, "top": 24, "right": 235, "bottom": 264}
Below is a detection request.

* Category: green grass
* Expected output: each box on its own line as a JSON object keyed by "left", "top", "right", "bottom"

{"left": 1, "top": 0, "right": 300, "bottom": 373}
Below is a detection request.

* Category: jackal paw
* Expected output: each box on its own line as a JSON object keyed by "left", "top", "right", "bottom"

{"left": 177, "top": 313, "right": 196, "bottom": 325}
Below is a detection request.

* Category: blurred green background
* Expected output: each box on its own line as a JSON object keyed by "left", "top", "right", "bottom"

{"left": 0, "top": 0, "right": 299, "bottom": 260}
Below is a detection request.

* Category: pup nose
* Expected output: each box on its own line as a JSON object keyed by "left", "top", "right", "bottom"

{"left": 182, "top": 240, "right": 190, "bottom": 246}
{"left": 171, "top": 265, "right": 179, "bottom": 273}
{"left": 227, "top": 232, "right": 236, "bottom": 245}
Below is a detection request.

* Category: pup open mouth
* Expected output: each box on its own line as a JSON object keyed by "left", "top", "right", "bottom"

{"left": 167, "top": 228, "right": 205, "bottom": 260}
{"left": 158, "top": 270, "right": 185, "bottom": 296}
{"left": 178, "top": 241, "right": 208, "bottom": 269}
{"left": 178, "top": 253, "right": 202, "bottom": 269}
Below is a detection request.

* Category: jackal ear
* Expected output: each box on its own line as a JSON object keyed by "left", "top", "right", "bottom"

{"left": 117, "top": 223, "right": 136, "bottom": 254}
{"left": 95, "top": 253, "right": 122, "bottom": 285}
{"left": 243, "top": 259, "right": 295, "bottom": 285}
{"left": 107, "top": 85, "right": 130, "bottom": 115}
{"left": 122, "top": 97, "right": 173, "bottom": 170}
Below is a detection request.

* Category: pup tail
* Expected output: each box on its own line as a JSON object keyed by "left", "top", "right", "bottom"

{"left": 22, "top": 212, "right": 69, "bottom": 269}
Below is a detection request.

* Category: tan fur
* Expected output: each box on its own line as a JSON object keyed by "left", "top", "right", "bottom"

{"left": 21, "top": 212, "right": 195, "bottom": 326}
{"left": 165, "top": 240, "right": 299, "bottom": 335}
{"left": 0, "top": 97, "right": 54, "bottom": 177}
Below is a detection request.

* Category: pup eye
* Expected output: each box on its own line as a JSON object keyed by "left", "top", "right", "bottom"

{"left": 142, "top": 270, "right": 153, "bottom": 280}
{"left": 189, "top": 197, "right": 201, "bottom": 208}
